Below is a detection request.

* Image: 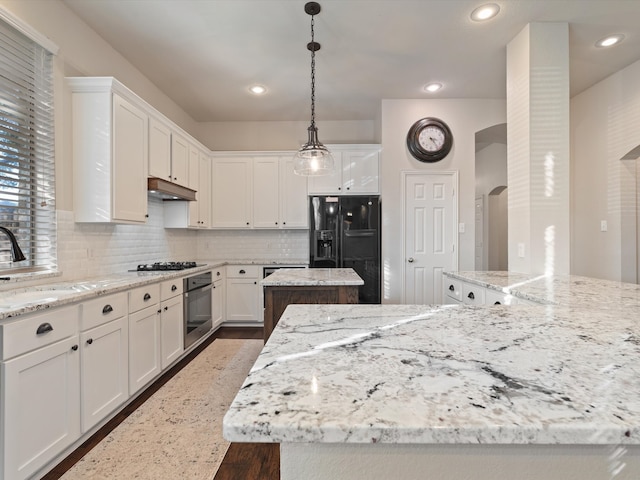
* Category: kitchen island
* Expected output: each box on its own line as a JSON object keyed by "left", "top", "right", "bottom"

{"left": 224, "top": 273, "right": 640, "bottom": 480}
{"left": 261, "top": 267, "right": 363, "bottom": 342}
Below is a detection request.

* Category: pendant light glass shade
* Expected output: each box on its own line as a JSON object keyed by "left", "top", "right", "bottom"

{"left": 293, "top": 125, "right": 334, "bottom": 176}
{"left": 293, "top": 2, "right": 334, "bottom": 176}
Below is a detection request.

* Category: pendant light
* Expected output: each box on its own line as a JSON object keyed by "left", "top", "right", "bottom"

{"left": 293, "top": 2, "right": 334, "bottom": 176}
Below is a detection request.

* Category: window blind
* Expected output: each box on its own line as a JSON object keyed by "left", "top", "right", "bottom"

{"left": 0, "top": 17, "right": 56, "bottom": 271}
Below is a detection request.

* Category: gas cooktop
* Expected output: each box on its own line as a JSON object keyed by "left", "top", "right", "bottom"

{"left": 135, "top": 261, "right": 198, "bottom": 272}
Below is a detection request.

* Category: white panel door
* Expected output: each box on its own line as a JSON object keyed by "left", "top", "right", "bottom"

{"left": 403, "top": 172, "right": 457, "bottom": 304}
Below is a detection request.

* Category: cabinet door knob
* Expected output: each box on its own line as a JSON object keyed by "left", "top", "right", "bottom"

{"left": 86, "top": 338, "right": 93, "bottom": 345}
{"left": 171, "top": 285, "right": 177, "bottom": 291}
{"left": 246, "top": 222, "right": 250, "bottom": 225}
{"left": 254, "top": 281, "right": 257, "bottom": 285}
{"left": 283, "top": 222, "right": 286, "bottom": 225}
{"left": 102, "top": 304, "right": 113, "bottom": 314}
{"left": 144, "top": 293, "right": 152, "bottom": 301}
{"left": 494, "top": 301, "right": 501, "bottom": 305}
{"left": 164, "top": 306, "right": 168, "bottom": 311}
{"left": 407, "top": 257, "right": 414, "bottom": 263}
{"left": 36, "top": 322, "right": 53, "bottom": 335}
{"left": 239, "top": 269, "right": 246, "bottom": 274}
{"left": 71, "top": 344, "right": 79, "bottom": 351}
{"left": 216, "top": 271, "right": 220, "bottom": 276}
{"left": 468, "top": 292, "right": 475, "bottom": 300}
{"left": 448, "top": 285, "right": 455, "bottom": 291}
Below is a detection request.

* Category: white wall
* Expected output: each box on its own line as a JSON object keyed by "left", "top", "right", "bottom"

{"left": 571, "top": 57, "right": 640, "bottom": 282}
{"left": 380, "top": 99, "right": 506, "bottom": 303}
{"left": 197, "top": 120, "right": 376, "bottom": 151}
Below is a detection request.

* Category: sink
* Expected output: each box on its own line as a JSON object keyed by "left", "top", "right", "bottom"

{"left": 0, "top": 287, "right": 86, "bottom": 309}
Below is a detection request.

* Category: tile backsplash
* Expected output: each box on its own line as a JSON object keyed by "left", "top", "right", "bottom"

{"left": 54, "top": 197, "right": 308, "bottom": 281}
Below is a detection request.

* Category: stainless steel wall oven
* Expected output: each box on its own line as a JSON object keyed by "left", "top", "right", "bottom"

{"left": 183, "top": 271, "right": 212, "bottom": 348}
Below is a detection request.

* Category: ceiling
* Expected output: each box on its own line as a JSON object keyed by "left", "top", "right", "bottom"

{"left": 61, "top": 0, "right": 640, "bottom": 123}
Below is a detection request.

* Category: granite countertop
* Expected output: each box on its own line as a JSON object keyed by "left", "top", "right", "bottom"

{"left": 261, "top": 268, "right": 364, "bottom": 287}
{"left": 224, "top": 273, "right": 640, "bottom": 446}
{"left": 0, "top": 258, "right": 310, "bottom": 321}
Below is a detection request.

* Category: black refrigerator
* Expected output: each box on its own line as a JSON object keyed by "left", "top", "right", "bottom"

{"left": 309, "top": 195, "right": 381, "bottom": 304}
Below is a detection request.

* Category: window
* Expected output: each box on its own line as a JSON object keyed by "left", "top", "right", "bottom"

{"left": 0, "top": 14, "right": 56, "bottom": 272}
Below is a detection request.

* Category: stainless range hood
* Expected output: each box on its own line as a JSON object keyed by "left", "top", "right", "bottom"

{"left": 147, "top": 177, "right": 197, "bottom": 201}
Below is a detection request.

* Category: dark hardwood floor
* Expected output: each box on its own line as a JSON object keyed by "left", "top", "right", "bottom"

{"left": 42, "top": 326, "right": 279, "bottom": 480}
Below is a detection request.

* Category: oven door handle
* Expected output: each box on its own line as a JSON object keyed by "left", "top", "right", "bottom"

{"left": 184, "top": 284, "right": 213, "bottom": 298}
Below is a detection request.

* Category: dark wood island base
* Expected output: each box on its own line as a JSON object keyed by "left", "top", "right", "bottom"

{"left": 263, "top": 284, "right": 359, "bottom": 342}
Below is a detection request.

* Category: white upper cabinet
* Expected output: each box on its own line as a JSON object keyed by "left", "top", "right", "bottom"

{"left": 212, "top": 153, "right": 309, "bottom": 230}
{"left": 188, "top": 144, "right": 200, "bottom": 190}
{"left": 68, "top": 77, "right": 149, "bottom": 224}
{"left": 252, "top": 157, "right": 280, "bottom": 228}
{"left": 279, "top": 156, "right": 309, "bottom": 228}
{"left": 148, "top": 115, "right": 172, "bottom": 181}
{"left": 211, "top": 157, "right": 253, "bottom": 228}
{"left": 170, "top": 132, "right": 190, "bottom": 188}
{"left": 308, "top": 145, "right": 381, "bottom": 195}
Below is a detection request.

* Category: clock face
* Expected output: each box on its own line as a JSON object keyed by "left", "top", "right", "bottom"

{"left": 418, "top": 126, "right": 446, "bottom": 152}
{"left": 406, "top": 117, "right": 453, "bottom": 162}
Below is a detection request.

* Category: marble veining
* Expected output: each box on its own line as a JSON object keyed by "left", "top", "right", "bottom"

{"left": 224, "top": 277, "right": 640, "bottom": 446}
{"left": 261, "top": 268, "right": 364, "bottom": 286}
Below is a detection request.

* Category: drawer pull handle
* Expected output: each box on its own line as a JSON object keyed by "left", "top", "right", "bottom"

{"left": 36, "top": 323, "right": 53, "bottom": 335}
{"left": 171, "top": 285, "right": 177, "bottom": 291}
{"left": 216, "top": 271, "right": 221, "bottom": 276}
{"left": 102, "top": 304, "right": 113, "bottom": 314}
{"left": 164, "top": 306, "right": 168, "bottom": 311}
{"left": 71, "top": 344, "right": 78, "bottom": 351}
{"left": 467, "top": 292, "right": 475, "bottom": 300}
{"left": 494, "top": 301, "right": 501, "bottom": 305}
{"left": 449, "top": 285, "right": 455, "bottom": 291}
{"left": 239, "top": 269, "right": 246, "bottom": 274}
{"left": 144, "top": 293, "right": 152, "bottom": 301}
{"left": 86, "top": 338, "right": 93, "bottom": 345}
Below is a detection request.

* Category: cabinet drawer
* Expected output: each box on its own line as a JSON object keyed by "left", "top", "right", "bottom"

{"left": 81, "top": 292, "right": 127, "bottom": 331}
{"left": 226, "top": 265, "right": 261, "bottom": 278}
{"left": 161, "top": 278, "right": 184, "bottom": 301}
{"left": 485, "top": 289, "right": 517, "bottom": 306}
{"left": 0, "top": 305, "right": 80, "bottom": 360}
{"left": 129, "top": 283, "right": 161, "bottom": 313}
{"left": 462, "top": 283, "right": 485, "bottom": 305}
{"left": 212, "top": 267, "right": 226, "bottom": 281}
{"left": 444, "top": 277, "right": 462, "bottom": 302}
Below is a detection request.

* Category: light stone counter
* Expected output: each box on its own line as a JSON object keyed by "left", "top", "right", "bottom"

{"left": 224, "top": 273, "right": 640, "bottom": 480}
{"left": 260, "top": 267, "right": 364, "bottom": 286}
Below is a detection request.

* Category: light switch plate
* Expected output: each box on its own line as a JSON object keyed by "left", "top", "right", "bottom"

{"left": 518, "top": 243, "right": 525, "bottom": 258}
{"left": 458, "top": 223, "right": 465, "bottom": 233}
{"left": 600, "top": 220, "right": 607, "bottom": 232}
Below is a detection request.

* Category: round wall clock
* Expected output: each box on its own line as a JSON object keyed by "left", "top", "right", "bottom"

{"left": 406, "top": 117, "right": 453, "bottom": 163}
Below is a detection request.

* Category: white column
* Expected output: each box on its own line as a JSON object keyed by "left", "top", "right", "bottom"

{"left": 507, "top": 23, "right": 570, "bottom": 275}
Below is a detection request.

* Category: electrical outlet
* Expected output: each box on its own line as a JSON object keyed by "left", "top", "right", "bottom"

{"left": 517, "top": 243, "right": 525, "bottom": 258}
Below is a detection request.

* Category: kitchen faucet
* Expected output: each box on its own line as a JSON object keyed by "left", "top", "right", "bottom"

{"left": 0, "top": 225, "right": 26, "bottom": 262}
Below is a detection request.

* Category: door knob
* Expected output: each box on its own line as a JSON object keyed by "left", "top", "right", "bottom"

{"left": 408, "top": 257, "right": 414, "bottom": 263}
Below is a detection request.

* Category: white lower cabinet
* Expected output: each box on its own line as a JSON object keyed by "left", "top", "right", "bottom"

{"left": 225, "top": 265, "right": 262, "bottom": 323}
{"left": 1, "top": 306, "right": 81, "bottom": 480}
{"left": 212, "top": 267, "right": 226, "bottom": 329}
{"left": 128, "top": 284, "right": 162, "bottom": 395}
{"left": 160, "top": 278, "right": 184, "bottom": 369}
{"left": 80, "top": 292, "right": 129, "bottom": 433}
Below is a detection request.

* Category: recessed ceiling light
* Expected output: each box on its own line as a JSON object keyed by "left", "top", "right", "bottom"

{"left": 595, "top": 34, "right": 625, "bottom": 48}
{"left": 249, "top": 84, "right": 267, "bottom": 95}
{"left": 424, "top": 83, "right": 443, "bottom": 93}
{"left": 470, "top": 3, "right": 500, "bottom": 22}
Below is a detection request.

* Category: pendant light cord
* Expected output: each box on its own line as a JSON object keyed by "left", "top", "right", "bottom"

{"left": 309, "top": 13, "right": 316, "bottom": 129}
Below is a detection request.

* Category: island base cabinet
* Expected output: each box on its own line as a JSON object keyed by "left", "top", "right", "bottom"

{"left": 280, "top": 443, "right": 640, "bottom": 480}
{"left": 1, "top": 336, "right": 81, "bottom": 480}
{"left": 80, "top": 316, "right": 129, "bottom": 432}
